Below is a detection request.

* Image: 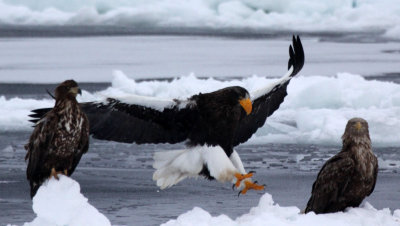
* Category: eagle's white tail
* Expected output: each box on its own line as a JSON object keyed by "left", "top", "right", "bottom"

{"left": 153, "top": 149, "right": 203, "bottom": 189}
{"left": 153, "top": 146, "right": 242, "bottom": 189}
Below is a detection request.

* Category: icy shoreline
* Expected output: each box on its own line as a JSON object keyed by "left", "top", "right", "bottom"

{"left": 2, "top": 71, "right": 400, "bottom": 147}
{"left": 0, "top": 0, "right": 399, "bottom": 40}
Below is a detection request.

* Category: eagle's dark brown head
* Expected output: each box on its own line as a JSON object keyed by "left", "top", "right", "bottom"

{"left": 55, "top": 80, "right": 82, "bottom": 100}
{"left": 342, "top": 117, "right": 371, "bottom": 145}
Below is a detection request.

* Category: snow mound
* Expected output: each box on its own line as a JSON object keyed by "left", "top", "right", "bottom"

{"left": 23, "top": 175, "right": 111, "bottom": 226}
{"left": 163, "top": 193, "right": 400, "bottom": 226}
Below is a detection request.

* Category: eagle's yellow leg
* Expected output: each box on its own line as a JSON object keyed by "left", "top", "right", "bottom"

{"left": 239, "top": 180, "right": 265, "bottom": 195}
{"left": 63, "top": 169, "right": 68, "bottom": 175}
{"left": 50, "top": 168, "right": 60, "bottom": 180}
{"left": 234, "top": 172, "right": 254, "bottom": 188}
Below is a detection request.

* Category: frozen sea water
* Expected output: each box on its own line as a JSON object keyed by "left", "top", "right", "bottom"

{"left": 0, "top": 0, "right": 400, "bottom": 40}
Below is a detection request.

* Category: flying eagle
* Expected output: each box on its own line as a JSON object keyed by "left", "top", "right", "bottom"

{"left": 29, "top": 36, "right": 304, "bottom": 194}
{"left": 305, "top": 118, "right": 378, "bottom": 214}
{"left": 25, "top": 80, "right": 89, "bottom": 198}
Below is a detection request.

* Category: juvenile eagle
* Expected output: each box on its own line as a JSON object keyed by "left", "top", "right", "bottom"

{"left": 29, "top": 36, "right": 304, "bottom": 194}
{"left": 305, "top": 118, "right": 378, "bottom": 214}
{"left": 25, "top": 80, "right": 89, "bottom": 198}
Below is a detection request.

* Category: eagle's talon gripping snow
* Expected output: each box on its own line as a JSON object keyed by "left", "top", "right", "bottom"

{"left": 50, "top": 168, "right": 69, "bottom": 180}
{"left": 238, "top": 180, "right": 265, "bottom": 196}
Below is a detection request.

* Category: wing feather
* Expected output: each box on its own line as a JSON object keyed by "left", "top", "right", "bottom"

{"left": 305, "top": 153, "right": 355, "bottom": 213}
{"left": 25, "top": 113, "right": 57, "bottom": 196}
{"left": 232, "top": 35, "right": 304, "bottom": 146}
{"left": 80, "top": 98, "right": 196, "bottom": 144}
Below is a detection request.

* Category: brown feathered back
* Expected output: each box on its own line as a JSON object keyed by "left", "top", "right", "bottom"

{"left": 305, "top": 118, "right": 378, "bottom": 214}
{"left": 25, "top": 80, "right": 89, "bottom": 198}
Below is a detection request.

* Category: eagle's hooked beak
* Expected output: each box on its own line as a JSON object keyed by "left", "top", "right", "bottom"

{"left": 70, "top": 87, "right": 82, "bottom": 96}
{"left": 239, "top": 97, "right": 252, "bottom": 115}
{"left": 354, "top": 122, "right": 362, "bottom": 131}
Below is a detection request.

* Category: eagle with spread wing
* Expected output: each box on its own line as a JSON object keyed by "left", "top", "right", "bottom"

{"left": 25, "top": 80, "right": 89, "bottom": 198}
{"left": 305, "top": 118, "right": 378, "bottom": 214}
{"left": 29, "top": 36, "right": 304, "bottom": 194}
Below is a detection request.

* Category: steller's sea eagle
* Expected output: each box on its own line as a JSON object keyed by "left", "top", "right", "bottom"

{"left": 25, "top": 80, "right": 89, "bottom": 198}
{"left": 29, "top": 36, "right": 304, "bottom": 194}
{"left": 305, "top": 118, "right": 378, "bottom": 214}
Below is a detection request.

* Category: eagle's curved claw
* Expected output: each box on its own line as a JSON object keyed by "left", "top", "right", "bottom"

{"left": 234, "top": 171, "right": 255, "bottom": 188}
{"left": 238, "top": 180, "right": 266, "bottom": 196}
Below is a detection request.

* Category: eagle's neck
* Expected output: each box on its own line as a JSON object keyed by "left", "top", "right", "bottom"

{"left": 54, "top": 98, "right": 79, "bottom": 115}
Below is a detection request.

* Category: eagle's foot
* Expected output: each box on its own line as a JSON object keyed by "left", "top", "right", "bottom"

{"left": 63, "top": 169, "right": 68, "bottom": 176}
{"left": 50, "top": 168, "right": 60, "bottom": 180}
{"left": 234, "top": 171, "right": 255, "bottom": 188}
{"left": 238, "top": 180, "right": 265, "bottom": 196}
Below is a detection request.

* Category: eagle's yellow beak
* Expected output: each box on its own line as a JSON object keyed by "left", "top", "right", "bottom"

{"left": 70, "top": 87, "right": 82, "bottom": 96}
{"left": 239, "top": 98, "right": 252, "bottom": 115}
{"left": 354, "top": 122, "right": 362, "bottom": 130}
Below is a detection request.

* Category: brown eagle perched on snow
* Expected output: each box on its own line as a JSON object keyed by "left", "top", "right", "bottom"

{"left": 25, "top": 80, "right": 89, "bottom": 198}
{"left": 305, "top": 118, "right": 378, "bottom": 214}
{"left": 29, "top": 36, "right": 304, "bottom": 194}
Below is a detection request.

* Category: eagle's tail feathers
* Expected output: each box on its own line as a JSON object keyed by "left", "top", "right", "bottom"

{"left": 153, "top": 148, "right": 203, "bottom": 189}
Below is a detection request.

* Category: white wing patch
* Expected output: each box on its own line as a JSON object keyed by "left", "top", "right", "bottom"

{"left": 251, "top": 66, "right": 294, "bottom": 101}
{"left": 99, "top": 94, "right": 196, "bottom": 112}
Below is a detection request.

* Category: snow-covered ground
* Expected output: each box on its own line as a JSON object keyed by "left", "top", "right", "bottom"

{"left": 164, "top": 193, "right": 400, "bottom": 226}
{"left": 8, "top": 174, "right": 400, "bottom": 226}
{"left": 0, "top": 0, "right": 400, "bottom": 39}
{"left": 2, "top": 71, "right": 400, "bottom": 147}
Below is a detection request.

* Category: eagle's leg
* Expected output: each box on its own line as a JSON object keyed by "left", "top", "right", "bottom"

{"left": 63, "top": 169, "right": 68, "bottom": 175}
{"left": 238, "top": 180, "right": 265, "bottom": 196}
{"left": 50, "top": 168, "right": 60, "bottom": 180}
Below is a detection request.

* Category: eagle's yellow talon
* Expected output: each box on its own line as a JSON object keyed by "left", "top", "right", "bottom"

{"left": 239, "top": 181, "right": 265, "bottom": 196}
{"left": 50, "top": 168, "right": 60, "bottom": 180}
{"left": 234, "top": 172, "right": 254, "bottom": 188}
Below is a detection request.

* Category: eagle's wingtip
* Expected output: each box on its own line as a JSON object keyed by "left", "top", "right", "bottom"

{"left": 288, "top": 34, "right": 305, "bottom": 77}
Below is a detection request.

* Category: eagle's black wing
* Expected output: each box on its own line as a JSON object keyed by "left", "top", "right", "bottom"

{"left": 25, "top": 113, "right": 57, "bottom": 197}
{"left": 88, "top": 97, "right": 198, "bottom": 143}
{"left": 30, "top": 97, "right": 197, "bottom": 144}
{"left": 232, "top": 35, "right": 304, "bottom": 146}
{"left": 305, "top": 153, "right": 355, "bottom": 214}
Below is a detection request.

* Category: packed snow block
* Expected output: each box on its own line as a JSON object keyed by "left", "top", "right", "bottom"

{"left": 24, "top": 175, "right": 111, "bottom": 226}
{"left": 163, "top": 193, "right": 400, "bottom": 226}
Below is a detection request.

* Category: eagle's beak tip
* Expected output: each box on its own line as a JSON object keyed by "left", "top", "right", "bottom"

{"left": 239, "top": 98, "right": 252, "bottom": 115}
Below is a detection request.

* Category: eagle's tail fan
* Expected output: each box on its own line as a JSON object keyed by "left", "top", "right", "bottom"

{"left": 30, "top": 181, "right": 40, "bottom": 199}
{"left": 152, "top": 149, "right": 203, "bottom": 189}
{"left": 152, "top": 146, "right": 242, "bottom": 189}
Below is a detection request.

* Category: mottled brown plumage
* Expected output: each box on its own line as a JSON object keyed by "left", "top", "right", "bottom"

{"left": 25, "top": 80, "right": 89, "bottom": 198}
{"left": 305, "top": 118, "right": 378, "bottom": 214}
